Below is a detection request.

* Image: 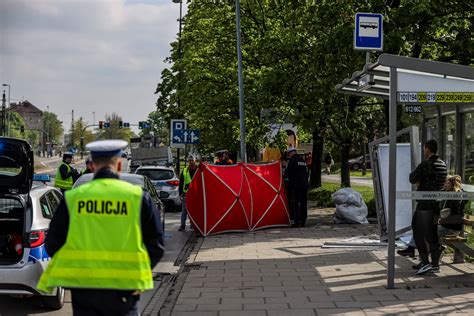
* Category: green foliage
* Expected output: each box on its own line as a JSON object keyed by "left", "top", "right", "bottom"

{"left": 97, "top": 113, "right": 132, "bottom": 141}
{"left": 155, "top": 0, "right": 472, "bottom": 169}
{"left": 42, "top": 112, "right": 64, "bottom": 144}
{"left": 70, "top": 117, "right": 95, "bottom": 149}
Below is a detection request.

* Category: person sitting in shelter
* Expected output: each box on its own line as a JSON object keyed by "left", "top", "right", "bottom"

{"left": 438, "top": 175, "right": 466, "bottom": 263}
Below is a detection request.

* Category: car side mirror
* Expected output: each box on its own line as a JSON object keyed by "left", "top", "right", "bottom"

{"left": 159, "top": 191, "right": 170, "bottom": 199}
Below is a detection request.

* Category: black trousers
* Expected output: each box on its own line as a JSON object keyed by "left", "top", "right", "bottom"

{"left": 412, "top": 210, "right": 441, "bottom": 265}
{"left": 71, "top": 289, "right": 139, "bottom": 316}
{"left": 289, "top": 186, "right": 308, "bottom": 225}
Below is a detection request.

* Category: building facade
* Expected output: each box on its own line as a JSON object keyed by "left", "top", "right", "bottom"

{"left": 9, "top": 100, "right": 43, "bottom": 131}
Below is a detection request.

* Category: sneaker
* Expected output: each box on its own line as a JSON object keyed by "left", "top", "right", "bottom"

{"left": 431, "top": 265, "right": 440, "bottom": 273}
{"left": 397, "top": 246, "right": 415, "bottom": 258}
{"left": 415, "top": 263, "right": 433, "bottom": 275}
{"left": 178, "top": 226, "right": 185, "bottom": 232}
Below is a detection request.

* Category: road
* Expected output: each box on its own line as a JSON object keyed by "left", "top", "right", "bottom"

{"left": 1, "top": 157, "right": 192, "bottom": 315}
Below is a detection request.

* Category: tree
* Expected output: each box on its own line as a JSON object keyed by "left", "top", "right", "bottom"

{"left": 70, "top": 117, "right": 95, "bottom": 151}
{"left": 42, "top": 111, "right": 64, "bottom": 147}
{"left": 97, "top": 113, "right": 132, "bottom": 141}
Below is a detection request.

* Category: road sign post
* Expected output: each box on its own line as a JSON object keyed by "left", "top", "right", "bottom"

{"left": 173, "top": 129, "right": 200, "bottom": 145}
{"left": 170, "top": 119, "right": 187, "bottom": 149}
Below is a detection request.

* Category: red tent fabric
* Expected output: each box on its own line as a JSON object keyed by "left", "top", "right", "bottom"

{"left": 186, "top": 161, "right": 290, "bottom": 236}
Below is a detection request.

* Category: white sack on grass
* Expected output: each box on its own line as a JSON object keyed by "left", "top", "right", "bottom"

{"left": 332, "top": 188, "right": 363, "bottom": 207}
{"left": 332, "top": 188, "right": 369, "bottom": 224}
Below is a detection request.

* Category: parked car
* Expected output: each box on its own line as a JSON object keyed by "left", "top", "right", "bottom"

{"left": 348, "top": 154, "right": 372, "bottom": 171}
{"left": 73, "top": 173, "right": 165, "bottom": 224}
{"left": 135, "top": 165, "right": 181, "bottom": 212}
{"left": 0, "top": 137, "right": 65, "bottom": 310}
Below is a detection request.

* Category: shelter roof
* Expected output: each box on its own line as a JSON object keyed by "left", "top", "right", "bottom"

{"left": 335, "top": 54, "right": 474, "bottom": 103}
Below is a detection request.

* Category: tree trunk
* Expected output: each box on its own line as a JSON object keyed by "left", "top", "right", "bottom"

{"left": 310, "top": 128, "right": 324, "bottom": 188}
{"left": 340, "top": 142, "right": 351, "bottom": 187}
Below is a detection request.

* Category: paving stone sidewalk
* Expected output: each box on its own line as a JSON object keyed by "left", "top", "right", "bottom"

{"left": 169, "top": 206, "right": 473, "bottom": 315}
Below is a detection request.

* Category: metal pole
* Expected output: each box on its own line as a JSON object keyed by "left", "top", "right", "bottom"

{"left": 175, "top": 0, "right": 183, "bottom": 176}
{"left": 93, "top": 111, "right": 96, "bottom": 125}
{"left": 366, "top": 52, "right": 371, "bottom": 64}
{"left": 387, "top": 66, "right": 397, "bottom": 289}
{"left": 1, "top": 91, "right": 5, "bottom": 136}
{"left": 235, "top": 0, "right": 246, "bottom": 162}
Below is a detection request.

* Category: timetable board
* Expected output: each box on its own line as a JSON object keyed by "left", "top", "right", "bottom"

{"left": 398, "top": 92, "right": 474, "bottom": 104}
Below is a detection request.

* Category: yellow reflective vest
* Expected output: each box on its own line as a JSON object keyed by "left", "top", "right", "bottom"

{"left": 182, "top": 167, "right": 193, "bottom": 193}
{"left": 37, "top": 178, "right": 153, "bottom": 293}
{"left": 54, "top": 162, "right": 73, "bottom": 190}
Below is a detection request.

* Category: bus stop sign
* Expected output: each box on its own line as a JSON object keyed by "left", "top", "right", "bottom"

{"left": 354, "top": 13, "right": 383, "bottom": 51}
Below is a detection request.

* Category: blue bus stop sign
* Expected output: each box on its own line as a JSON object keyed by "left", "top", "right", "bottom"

{"left": 354, "top": 13, "right": 383, "bottom": 51}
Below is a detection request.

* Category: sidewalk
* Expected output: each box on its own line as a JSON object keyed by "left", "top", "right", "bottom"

{"left": 321, "top": 174, "right": 373, "bottom": 188}
{"left": 162, "top": 205, "right": 473, "bottom": 315}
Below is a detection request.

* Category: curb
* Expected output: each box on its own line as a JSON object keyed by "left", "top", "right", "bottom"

{"left": 143, "top": 233, "right": 202, "bottom": 315}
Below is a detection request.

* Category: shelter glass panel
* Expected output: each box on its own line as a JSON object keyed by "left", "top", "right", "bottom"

{"left": 464, "top": 113, "right": 474, "bottom": 185}
{"left": 443, "top": 115, "right": 456, "bottom": 174}
{"left": 424, "top": 118, "right": 438, "bottom": 141}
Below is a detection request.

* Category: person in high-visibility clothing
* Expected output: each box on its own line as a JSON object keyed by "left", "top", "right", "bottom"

{"left": 54, "top": 152, "right": 80, "bottom": 193}
{"left": 38, "top": 140, "right": 164, "bottom": 316}
{"left": 178, "top": 155, "right": 198, "bottom": 231}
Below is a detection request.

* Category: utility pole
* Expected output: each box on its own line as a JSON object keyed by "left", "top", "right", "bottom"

{"left": 1, "top": 91, "right": 6, "bottom": 136}
{"left": 71, "top": 110, "right": 75, "bottom": 149}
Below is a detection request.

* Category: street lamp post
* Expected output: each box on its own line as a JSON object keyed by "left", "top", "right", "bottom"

{"left": 173, "top": 0, "right": 183, "bottom": 174}
{"left": 2, "top": 84, "right": 10, "bottom": 137}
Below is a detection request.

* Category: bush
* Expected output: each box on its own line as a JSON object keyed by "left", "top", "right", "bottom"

{"left": 308, "top": 187, "right": 335, "bottom": 207}
{"left": 308, "top": 182, "right": 376, "bottom": 217}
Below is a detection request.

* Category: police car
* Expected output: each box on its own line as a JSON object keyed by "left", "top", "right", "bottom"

{"left": 134, "top": 165, "right": 181, "bottom": 211}
{"left": 74, "top": 172, "right": 165, "bottom": 224}
{"left": 0, "top": 138, "right": 65, "bottom": 310}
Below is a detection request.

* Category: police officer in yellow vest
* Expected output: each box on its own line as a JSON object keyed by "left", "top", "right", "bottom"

{"left": 38, "top": 140, "right": 164, "bottom": 316}
{"left": 54, "top": 152, "right": 80, "bottom": 193}
{"left": 178, "top": 155, "right": 198, "bottom": 231}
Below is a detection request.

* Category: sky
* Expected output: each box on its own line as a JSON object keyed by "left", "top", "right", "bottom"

{"left": 0, "top": 0, "right": 187, "bottom": 134}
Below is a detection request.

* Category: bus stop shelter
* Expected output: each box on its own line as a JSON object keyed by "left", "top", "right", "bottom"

{"left": 335, "top": 53, "right": 474, "bottom": 288}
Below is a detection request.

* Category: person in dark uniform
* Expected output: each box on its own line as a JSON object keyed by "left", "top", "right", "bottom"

{"left": 409, "top": 139, "right": 447, "bottom": 275}
{"left": 81, "top": 156, "right": 94, "bottom": 175}
{"left": 54, "top": 152, "right": 80, "bottom": 193}
{"left": 284, "top": 148, "right": 308, "bottom": 227}
{"left": 38, "top": 140, "right": 164, "bottom": 316}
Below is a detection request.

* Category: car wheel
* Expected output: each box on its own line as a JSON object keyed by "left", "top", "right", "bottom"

{"left": 352, "top": 163, "right": 360, "bottom": 171}
{"left": 42, "top": 287, "right": 65, "bottom": 310}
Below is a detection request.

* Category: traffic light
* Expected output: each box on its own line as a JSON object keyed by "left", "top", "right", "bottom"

{"left": 118, "top": 121, "right": 123, "bottom": 129}
{"left": 138, "top": 121, "right": 143, "bottom": 129}
{"left": 123, "top": 122, "right": 130, "bottom": 128}
{"left": 99, "top": 121, "right": 104, "bottom": 129}
{"left": 20, "top": 126, "right": 24, "bottom": 133}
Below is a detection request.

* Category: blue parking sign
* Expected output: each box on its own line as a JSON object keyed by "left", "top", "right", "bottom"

{"left": 170, "top": 119, "right": 187, "bottom": 148}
